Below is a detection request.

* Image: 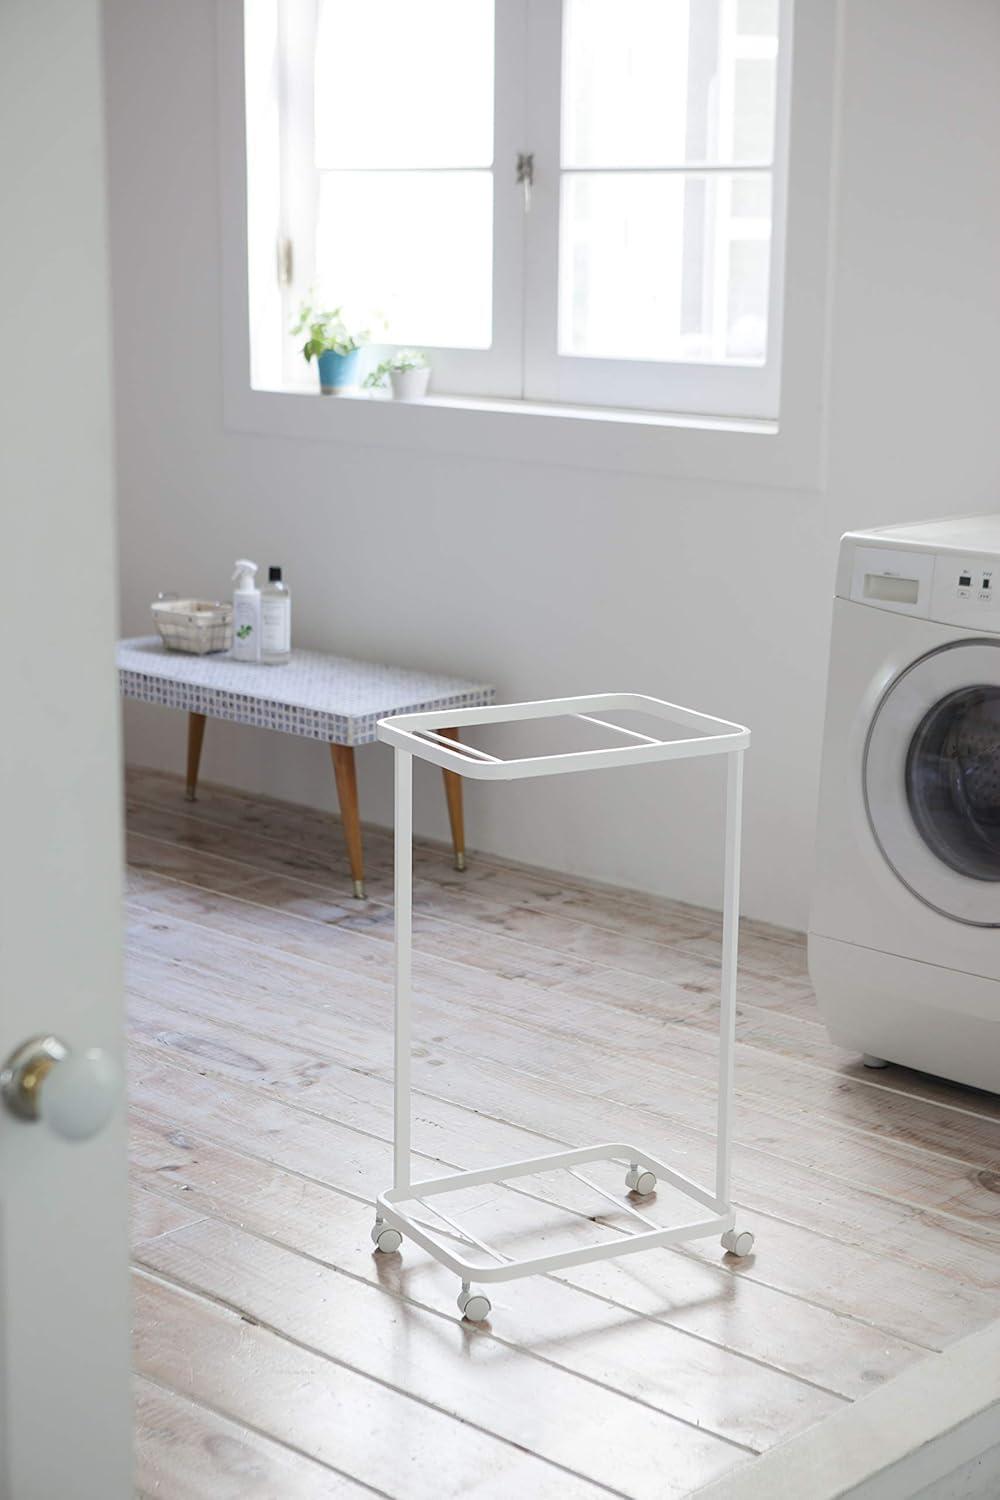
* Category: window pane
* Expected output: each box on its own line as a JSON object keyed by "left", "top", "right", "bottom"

{"left": 316, "top": 171, "right": 493, "bottom": 348}
{"left": 738, "top": 0, "right": 778, "bottom": 35}
{"left": 314, "top": 0, "right": 494, "bottom": 168}
{"left": 562, "top": 0, "right": 778, "bottom": 167}
{"left": 732, "top": 58, "right": 777, "bottom": 162}
{"left": 559, "top": 172, "right": 771, "bottom": 364}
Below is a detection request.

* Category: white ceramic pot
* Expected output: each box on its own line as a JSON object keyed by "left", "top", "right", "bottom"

{"left": 390, "top": 365, "right": 430, "bottom": 401}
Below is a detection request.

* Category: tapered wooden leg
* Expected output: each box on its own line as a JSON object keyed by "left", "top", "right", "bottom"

{"left": 330, "top": 743, "right": 366, "bottom": 898}
{"left": 185, "top": 712, "right": 207, "bottom": 802}
{"left": 438, "top": 727, "right": 466, "bottom": 872}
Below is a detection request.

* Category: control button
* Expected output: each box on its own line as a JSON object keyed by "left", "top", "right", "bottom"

{"left": 959, "top": 574, "right": 972, "bottom": 588}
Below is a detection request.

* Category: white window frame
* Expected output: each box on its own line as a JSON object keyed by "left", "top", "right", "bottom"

{"left": 523, "top": 0, "right": 793, "bottom": 419}
{"left": 219, "top": 0, "right": 842, "bottom": 488}
{"left": 269, "top": 0, "right": 529, "bottom": 399}
{"left": 256, "top": 0, "right": 791, "bottom": 416}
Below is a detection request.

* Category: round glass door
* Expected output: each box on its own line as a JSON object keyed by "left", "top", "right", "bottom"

{"left": 906, "top": 686, "right": 1000, "bottom": 881}
{"left": 864, "top": 641, "right": 1000, "bottom": 926}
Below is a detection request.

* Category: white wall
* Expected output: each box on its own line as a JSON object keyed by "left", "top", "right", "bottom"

{"left": 103, "top": 0, "right": 1000, "bottom": 931}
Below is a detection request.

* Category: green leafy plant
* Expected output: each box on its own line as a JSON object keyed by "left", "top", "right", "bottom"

{"left": 363, "top": 348, "right": 430, "bottom": 389}
{"left": 292, "top": 299, "right": 369, "bottom": 362}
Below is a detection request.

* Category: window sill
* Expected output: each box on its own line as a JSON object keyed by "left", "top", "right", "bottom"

{"left": 224, "top": 380, "right": 823, "bottom": 490}
{"left": 291, "top": 383, "right": 777, "bottom": 432}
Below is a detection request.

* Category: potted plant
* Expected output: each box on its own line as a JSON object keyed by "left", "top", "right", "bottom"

{"left": 292, "top": 299, "right": 369, "bottom": 394}
{"left": 363, "top": 348, "right": 431, "bottom": 401}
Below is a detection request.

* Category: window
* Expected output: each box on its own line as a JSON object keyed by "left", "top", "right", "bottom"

{"left": 244, "top": 0, "right": 792, "bottom": 419}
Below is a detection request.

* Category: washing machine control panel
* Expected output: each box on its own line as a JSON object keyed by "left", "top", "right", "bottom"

{"left": 848, "top": 545, "right": 999, "bottom": 630}
{"left": 951, "top": 561, "right": 993, "bottom": 605}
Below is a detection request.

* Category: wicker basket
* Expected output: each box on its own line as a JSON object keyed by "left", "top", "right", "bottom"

{"left": 151, "top": 598, "right": 233, "bottom": 655}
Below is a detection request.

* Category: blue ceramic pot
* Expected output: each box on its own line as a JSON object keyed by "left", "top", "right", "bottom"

{"left": 316, "top": 347, "right": 361, "bottom": 393}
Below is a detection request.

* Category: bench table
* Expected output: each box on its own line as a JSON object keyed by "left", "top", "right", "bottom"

{"left": 117, "top": 636, "right": 495, "bottom": 898}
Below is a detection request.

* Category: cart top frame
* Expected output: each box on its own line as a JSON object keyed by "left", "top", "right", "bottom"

{"left": 377, "top": 691, "right": 750, "bottom": 781}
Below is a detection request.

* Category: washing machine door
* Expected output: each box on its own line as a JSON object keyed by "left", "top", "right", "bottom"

{"left": 864, "top": 639, "right": 1000, "bottom": 926}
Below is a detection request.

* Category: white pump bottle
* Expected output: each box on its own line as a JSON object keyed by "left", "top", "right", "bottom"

{"left": 232, "top": 559, "right": 261, "bottom": 662}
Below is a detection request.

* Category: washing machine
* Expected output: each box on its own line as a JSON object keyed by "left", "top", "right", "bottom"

{"left": 809, "top": 514, "right": 1000, "bottom": 1092}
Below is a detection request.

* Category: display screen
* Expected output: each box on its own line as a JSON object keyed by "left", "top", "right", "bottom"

{"left": 864, "top": 573, "right": 920, "bottom": 605}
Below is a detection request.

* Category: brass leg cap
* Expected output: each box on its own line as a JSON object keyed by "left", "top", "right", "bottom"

{"left": 353, "top": 879, "right": 366, "bottom": 900}
{"left": 454, "top": 852, "right": 467, "bottom": 872}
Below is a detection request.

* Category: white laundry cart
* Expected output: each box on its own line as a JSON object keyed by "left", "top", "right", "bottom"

{"left": 373, "top": 693, "right": 754, "bottom": 1323}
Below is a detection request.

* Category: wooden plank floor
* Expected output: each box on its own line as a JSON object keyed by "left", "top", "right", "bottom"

{"left": 125, "top": 766, "right": 1000, "bottom": 1498}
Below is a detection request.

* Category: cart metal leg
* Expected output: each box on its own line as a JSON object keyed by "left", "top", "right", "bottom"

{"left": 718, "top": 750, "right": 755, "bottom": 1258}
{"left": 394, "top": 748, "right": 412, "bottom": 1195}
{"left": 717, "top": 750, "right": 742, "bottom": 1204}
{"left": 370, "top": 749, "right": 413, "bottom": 1258}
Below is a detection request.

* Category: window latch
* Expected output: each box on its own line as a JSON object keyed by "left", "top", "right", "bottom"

{"left": 516, "top": 152, "right": 534, "bottom": 213}
{"left": 276, "top": 236, "right": 294, "bottom": 287}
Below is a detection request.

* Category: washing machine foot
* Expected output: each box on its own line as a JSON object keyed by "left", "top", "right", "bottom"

{"left": 862, "top": 1053, "right": 889, "bottom": 1069}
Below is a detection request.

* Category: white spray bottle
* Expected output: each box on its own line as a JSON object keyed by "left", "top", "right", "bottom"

{"left": 231, "top": 559, "right": 261, "bottom": 662}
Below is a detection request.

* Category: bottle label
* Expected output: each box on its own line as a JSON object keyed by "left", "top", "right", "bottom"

{"left": 233, "top": 599, "right": 259, "bottom": 659}
{"left": 261, "top": 598, "right": 290, "bottom": 654}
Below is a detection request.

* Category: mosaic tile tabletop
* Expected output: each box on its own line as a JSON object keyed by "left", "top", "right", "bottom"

{"left": 118, "top": 636, "right": 495, "bottom": 746}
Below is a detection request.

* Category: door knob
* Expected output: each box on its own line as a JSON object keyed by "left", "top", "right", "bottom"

{"left": 1, "top": 1035, "right": 121, "bottom": 1141}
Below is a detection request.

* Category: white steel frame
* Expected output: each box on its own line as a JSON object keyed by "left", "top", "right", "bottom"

{"left": 374, "top": 692, "right": 752, "bottom": 1317}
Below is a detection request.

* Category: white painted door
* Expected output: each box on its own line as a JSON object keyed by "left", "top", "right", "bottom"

{"left": 0, "top": 2, "right": 133, "bottom": 1497}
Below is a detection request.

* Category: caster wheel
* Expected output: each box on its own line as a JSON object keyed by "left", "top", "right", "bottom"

{"left": 457, "top": 1288, "right": 492, "bottom": 1322}
{"left": 371, "top": 1223, "right": 402, "bottom": 1254}
{"left": 721, "top": 1228, "right": 755, "bottom": 1257}
{"left": 625, "top": 1166, "right": 657, "bottom": 1196}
